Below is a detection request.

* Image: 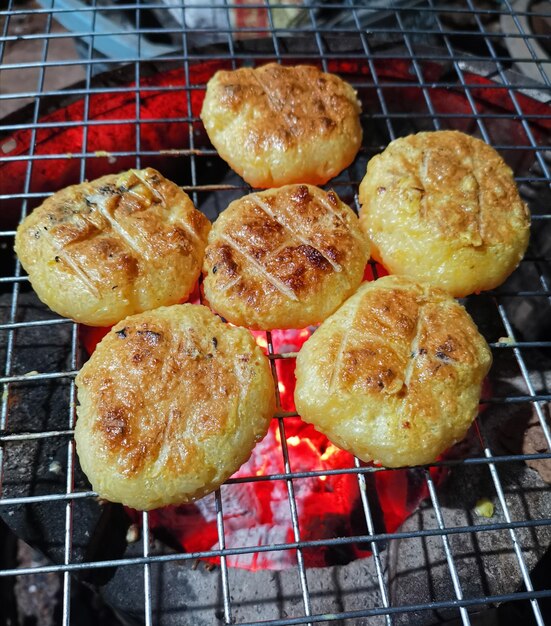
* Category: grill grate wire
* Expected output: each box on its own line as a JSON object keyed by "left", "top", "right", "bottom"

{"left": 0, "top": 1, "right": 550, "bottom": 625}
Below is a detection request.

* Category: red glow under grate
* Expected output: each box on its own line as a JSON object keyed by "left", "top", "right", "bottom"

{"left": 82, "top": 285, "right": 449, "bottom": 572}
{"left": 1, "top": 59, "right": 549, "bottom": 223}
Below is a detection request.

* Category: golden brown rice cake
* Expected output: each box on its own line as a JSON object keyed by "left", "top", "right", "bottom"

{"left": 201, "top": 63, "right": 362, "bottom": 188}
{"left": 294, "top": 276, "right": 492, "bottom": 467}
{"left": 359, "top": 130, "right": 530, "bottom": 297}
{"left": 202, "top": 184, "right": 369, "bottom": 330}
{"left": 75, "top": 304, "right": 275, "bottom": 510}
{"left": 15, "top": 168, "right": 211, "bottom": 326}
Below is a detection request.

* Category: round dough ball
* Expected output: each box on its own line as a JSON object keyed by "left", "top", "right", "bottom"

{"left": 358, "top": 130, "right": 530, "bottom": 297}
{"left": 15, "top": 168, "right": 211, "bottom": 326}
{"left": 294, "top": 276, "right": 492, "bottom": 467}
{"left": 200, "top": 63, "right": 362, "bottom": 188}
{"left": 75, "top": 304, "right": 275, "bottom": 510}
{"left": 202, "top": 184, "right": 369, "bottom": 330}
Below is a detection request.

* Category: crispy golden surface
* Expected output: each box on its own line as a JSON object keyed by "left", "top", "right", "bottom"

{"left": 294, "top": 276, "right": 492, "bottom": 467}
{"left": 75, "top": 304, "right": 275, "bottom": 510}
{"left": 200, "top": 63, "right": 362, "bottom": 188}
{"left": 359, "top": 131, "right": 530, "bottom": 297}
{"left": 202, "top": 184, "right": 369, "bottom": 330}
{"left": 15, "top": 168, "right": 211, "bottom": 326}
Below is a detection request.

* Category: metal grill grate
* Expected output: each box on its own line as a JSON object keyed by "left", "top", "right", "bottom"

{"left": 0, "top": 2, "right": 550, "bottom": 626}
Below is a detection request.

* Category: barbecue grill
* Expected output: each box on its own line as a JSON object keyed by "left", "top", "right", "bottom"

{"left": 0, "top": 2, "right": 550, "bottom": 625}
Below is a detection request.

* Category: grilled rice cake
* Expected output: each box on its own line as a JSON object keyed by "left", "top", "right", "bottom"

{"left": 14, "top": 168, "right": 211, "bottom": 326}
{"left": 202, "top": 184, "right": 369, "bottom": 330}
{"left": 200, "top": 63, "right": 362, "bottom": 188}
{"left": 294, "top": 276, "right": 492, "bottom": 467}
{"left": 358, "top": 130, "right": 530, "bottom": 297}
{"left": 75, "top": 304, "right": 275, "bottom": 510}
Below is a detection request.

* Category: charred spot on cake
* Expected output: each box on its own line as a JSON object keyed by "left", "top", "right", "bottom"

{"left": 250, "top": 215, "right": 284, "bottom": 239}
{"left": 217, "top": 245, "right": 239, "bottom": 277}
{"left": 116, "top": 328, "right": 127, "bottom": 339}
{"left": 326, "top": 191, "right": 339, "bottom": 207}
{"left": 435, "top": 351, "right": 454, "bottom": 362}
{"left": 364, "top": 368, "right": 396, "bottom": 392}
{"left": 136, "top": 328, "right": 162, "bottom": 346}
{"left": 250, "top": 247, "right": 264, "bottom": 261}
{"left": 300, "top": 245, "right": 331, "bottom": 271}
{"left": 131, "top": 351, "right": 145, "bottom": 363}
{"left": 98, "top": 245, "right": 139, "bottom": 279}
{"left": 313, "top": 99, "right": 327, "bottom": 115}
{"left": 290, "top": 185, "right": 311, "bottom": 206}
{"left": 412, "top": 347, "right": 427, "bottom": 358}
{"left": 97, "top": 406, "right": 129, "bottom": 447}
{"left": 320, "top": 116, "right": 337, "bottom": 131}
{"left": 435, "top": 336, "right": 456, "bottom": 361}
{"left": 98, "top": 184, "right": 116, "bottom": 196}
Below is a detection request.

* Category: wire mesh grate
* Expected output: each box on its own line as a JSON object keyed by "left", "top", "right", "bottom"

{"left": 0, "top": 1, "right": 550, "bottom": 625}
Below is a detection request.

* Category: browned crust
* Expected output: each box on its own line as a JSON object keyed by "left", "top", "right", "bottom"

{"left": 81, "top": 317, "right": 236, "bottom": 477}
{"left": 209, "top": 63, "right": 361, "bottom": 151}
{"left": 358, "top": 131, "right": 530, "bottom": 297}
{"left": 202, "top": 184, "right": 369, "bottom": 329}
{"left": 21, "top": 168, "right": 209, "bottom": 290}
{"left": 328, "top": 278, "right": 489, "bottom": 400}
{"left": 14, "top": 168, "right": 211, "bottom": 324}
{"left": 360, "top": 130, "right": 530, "bottom": 247}
{"left": 75, "top": 305, "right": 275, "bottom": 504}
{"left": 200, "top": 63, "right": 363, "bottom": 187}
{"left": 294, "top": 276, "right": 492, "bottom": 466}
